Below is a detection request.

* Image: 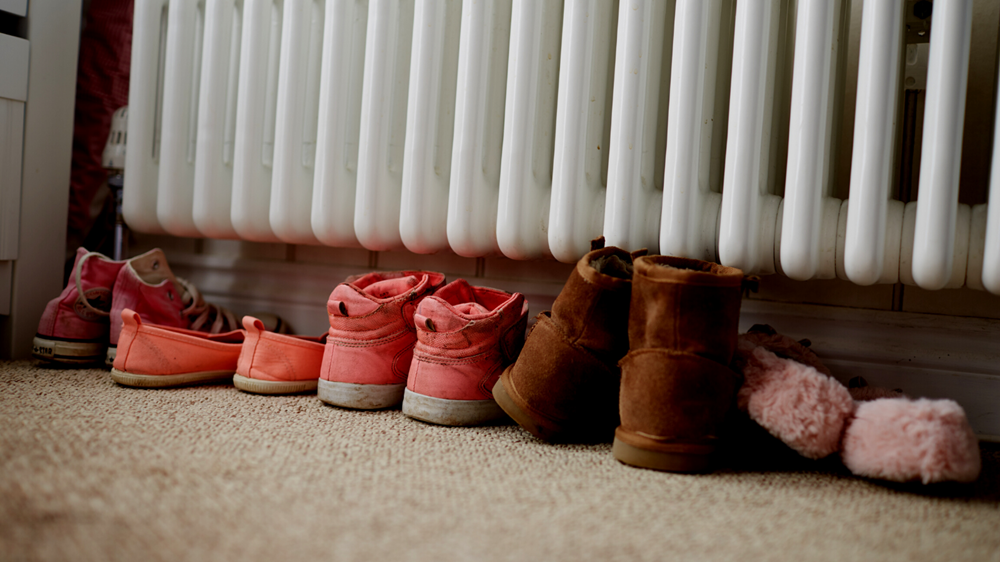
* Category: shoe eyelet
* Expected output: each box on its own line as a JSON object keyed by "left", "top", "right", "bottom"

{"left": 152, "top": 260, "right": 160, "bottom": 270}
{"left": 167, "top": 291, "right": 173, "bottom": 301}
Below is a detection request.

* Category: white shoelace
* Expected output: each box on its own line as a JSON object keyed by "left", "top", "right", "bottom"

{"left": 75, "top": 252, "right": 237, "bottom": 334}
{"left": 74, "top": 251, "right": 112, "bottom": 318}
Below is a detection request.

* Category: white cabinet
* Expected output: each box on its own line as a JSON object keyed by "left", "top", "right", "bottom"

{"left": 0, "top": 33, "right": 29, "bottom": 314}
{"left": 0, "top": 1, "right": 81, "bottom": 356}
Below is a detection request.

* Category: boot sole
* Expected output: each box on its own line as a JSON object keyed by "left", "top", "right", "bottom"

{"left": 402, "top": 388, "right": 508, "bottom": 426}
{"left": 317, "top": 378, "right": 405, "bottom": 410}
{"left": 110, "top": 368, "right": 235, "bottom": 388}
{"left": 233, "top": 374, "right": 318, "bottom": 395}
{"left": 492, "top": 371, "right": 571, "bottom": 442}
{"left": 612, "top": 428, "right": 716, "bottom": 473}
{"left": 32, "top": 336, "right": 106, "bottom": 364}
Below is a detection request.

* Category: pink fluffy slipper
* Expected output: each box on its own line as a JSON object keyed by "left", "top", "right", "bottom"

{"left": 733, "top": 325, "right": 982, "bottom": 485}
{"left": 842, "top": 397, "right": 981, "bottom": 484}
{"left": 737, "top": 345, "right": 854, "bottom": 460}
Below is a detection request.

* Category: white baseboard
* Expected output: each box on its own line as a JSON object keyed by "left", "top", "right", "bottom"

{"left": 164, "top": 252, "right": 1000, "bottom": 440}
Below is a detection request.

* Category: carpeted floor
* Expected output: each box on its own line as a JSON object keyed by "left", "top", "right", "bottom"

{"left": 1, "top": 360, "right": 998, "bottom": 562}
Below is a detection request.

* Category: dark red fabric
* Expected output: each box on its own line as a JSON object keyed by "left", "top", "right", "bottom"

{"left": 67, "top": 0, "right": 133, "bottom": 253}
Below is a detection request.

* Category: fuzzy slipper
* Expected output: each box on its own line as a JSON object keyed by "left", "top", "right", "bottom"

{"left": 736, "top": 345, "right": 854, "bottom": 460}
{"left": 733, "top": 325, "right": 982, "bottom": 484}
{"left": 841, "top": 397, "right": 981, "bottom": 484}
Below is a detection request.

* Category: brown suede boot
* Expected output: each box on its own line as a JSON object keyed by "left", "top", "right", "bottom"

{"left": 492, "top": 240, "right": 641, "bottom": 443}
{"left": 613, "top": 255, "right": 744, "bottom": 472}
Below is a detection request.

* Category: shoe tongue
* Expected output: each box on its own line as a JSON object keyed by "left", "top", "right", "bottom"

{"left": 129, "top": 249, "right": 178, "bottom": 287}
{"left": 362, "top": 276, "right": 419, "bottom": 299}
{"left": 454, "top": 302, "right": 489, "bottom": 316}
{"left": 415, "top": 298, "right": 489, "bottom": 333}
{"left": 329, "top": 275, "right": 419, "bottom": 318}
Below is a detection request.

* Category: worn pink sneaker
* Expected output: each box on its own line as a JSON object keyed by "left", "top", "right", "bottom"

{"left": 318, "top": 270, "right": 446, "bottom": 409}
{"left": 107, "top": 249, "right": 240, "bottom": 365}
{"left": 33, "top": 248, "right": 139, "bottom": 364}
{"left": 234, "top": 316, "right": 327, "bottom": 395}
{"left": 402, "top": 279, "right": 528, "bottom": 426}
{"left": 111, "top": 309, "right": 245, "bottom": 388}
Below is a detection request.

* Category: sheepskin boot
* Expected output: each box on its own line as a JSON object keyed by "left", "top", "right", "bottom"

{"left": 613, "top": 255, "right": 744, "bottom": 472}
{"left": 492, "top": 239, "right": 640, "bottom": 442}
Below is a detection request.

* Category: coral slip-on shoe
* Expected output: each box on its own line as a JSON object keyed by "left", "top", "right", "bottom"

{"left": 107, "top": 249, "right": 242, "bottom": 366}
{"left": 234, "top": 316, "right": 327, "bottom": 395}
{"left": 111, "top": 309, "right": 245, "bottom": 388}
{"left": 403, "top": 279, "right": 528, "bottom": 426}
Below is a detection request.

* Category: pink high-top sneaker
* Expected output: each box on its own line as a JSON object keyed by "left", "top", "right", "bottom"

{"left": 107, "top": 249, "right": 240, "bottom": 365}
{"left": 402, "top": 279, "right": 528, "bottom": 426}
{"left": 34, "top": 248, "right": 137, "bottom": 364}
{"left": 233, "top": 315, "right": 327, "bottom": 395}
{"left": 318, "top": 270, "right": 446, "bottom": 410}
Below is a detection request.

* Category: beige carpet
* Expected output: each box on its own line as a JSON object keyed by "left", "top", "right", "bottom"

{"left": 1, "top": 360, "right": 998, "bottom": 562}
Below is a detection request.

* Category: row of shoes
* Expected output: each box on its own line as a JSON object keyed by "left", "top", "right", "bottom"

{"left": 35, "top": 239, "right": 749, "bottom": 473}
{"left": 34, "top": 249, "right": 528, "bottom": 427}
{"left": 33, "top": 247, "right": 267, "bottom": 366}
{"left": 39, "top": 242, "right": 984, "bottom": 485}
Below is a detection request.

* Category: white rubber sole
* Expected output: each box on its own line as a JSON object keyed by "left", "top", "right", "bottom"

{"left": 105, "top": 346, "right": 117, "bottom": 367}
{"left": 233, "top": 374, "right": 318, "bottom": 395}
{"left": 402, "top": 388, "right": 509, "bottom": 426}
{"left": 32, "top": 336, "right": 106, "bottom": 364}
{"left": 110, "top": 368, "right": 234, "bottom": 389}
{"left": 317, "top": 378, "right": 405, "bottom": 410}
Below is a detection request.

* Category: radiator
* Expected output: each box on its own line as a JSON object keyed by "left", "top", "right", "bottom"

{"left": 116, "top": 0, "right": 1000, "bottom": 439}
{"left": 123, "top": 0, "right": 1000, "bottom": 294}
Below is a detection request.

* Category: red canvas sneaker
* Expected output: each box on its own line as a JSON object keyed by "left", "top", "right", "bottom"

{"left": 402, "top": 279, "right": 527, "bottom": 426}
{"left": 234, "top": 315, "right": 327, "bottom": 395}
{"left": 111, "top": 309, "right": 245, "bottom": 388}
{"left": 107, "top": 249, "right": 240, "bottom": 365}
{"left": 34, "top": 248, "right": 137, "bottom": 364}
{"left": 318, "top": 270, "right": 446, "bottom": 410}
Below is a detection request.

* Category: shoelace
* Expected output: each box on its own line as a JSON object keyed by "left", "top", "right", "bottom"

{"left": 74, "top": 251, "right": 112, "bottom": 318}
{"left": 75, "top": 252, "right": 238, "bottom": 333}
{"left": 175, "top": 276, "right": 239, "bottom": 334}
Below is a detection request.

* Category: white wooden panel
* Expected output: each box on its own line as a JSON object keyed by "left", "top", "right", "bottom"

{"left": 0, "top": 0, "right": 27, "bottom": 16}
{"left": 0, "top": 100, "right": 24, "bottom": 261}
{"left": 3, "top": 0, "right": 81, "bottom": 358}
{"left": 0, "top": 34, "right": 29, "bottom": 102}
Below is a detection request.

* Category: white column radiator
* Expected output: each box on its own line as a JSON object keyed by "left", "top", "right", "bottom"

{"left": 124, "top": 0, "right": 1000, "bottom": 295}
